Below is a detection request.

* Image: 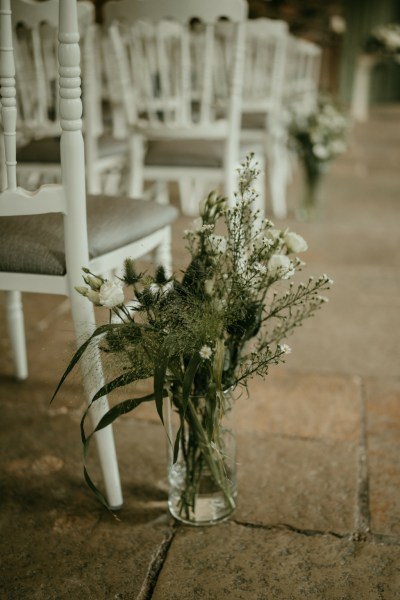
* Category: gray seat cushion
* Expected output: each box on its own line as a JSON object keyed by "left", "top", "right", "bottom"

{"left": 0, "top": 195, "right": 178, "bottom": 276}
{"left": 241, "top": 113, "right": 266, "bottom": 130}
{"left": 145, "top": 140, "right": 224, "bottom": 169}
{"left": 17, "top": 135, "right": 128, "bottom": 163}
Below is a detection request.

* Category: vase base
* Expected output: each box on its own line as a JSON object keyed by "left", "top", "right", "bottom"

{"left": 168, "top": 491, "right": 237, "bottom": 526}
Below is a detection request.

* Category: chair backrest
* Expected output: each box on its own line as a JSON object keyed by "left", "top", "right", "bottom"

{"left": 241, "top": 18, "right": 289, "bottom": 115}
{"left": 0, "top": 0, "right": 90, "bottom": 282}
{"left": 9, "top": 0, "right": 95, "bottom": 142}
{"left": 102, "top": 0, "right": 248, "bottom": 136}
{"left": 284, "top": 35, "right": 322, "bottom": 116}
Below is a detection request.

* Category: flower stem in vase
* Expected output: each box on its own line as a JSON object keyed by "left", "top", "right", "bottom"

{"left": 167, "top": 390, "right": 237, "bottom": 525}
{"left": 297, "top": 160, "right": 326, "bottom": 221}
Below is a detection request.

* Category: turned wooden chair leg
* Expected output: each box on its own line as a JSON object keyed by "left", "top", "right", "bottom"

{"left": 5, "top": 290, "right": 28, "bottom": 380}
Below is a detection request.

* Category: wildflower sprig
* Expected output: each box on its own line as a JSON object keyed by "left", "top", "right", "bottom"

{"left": 52, "top": 154, "right": 332, "bottom": 511}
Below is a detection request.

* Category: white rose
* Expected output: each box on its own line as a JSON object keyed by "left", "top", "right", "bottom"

{"left": 284, "top": 231, "right": 308, "bottom": 253}
{"left": 99, "top": 280, "right": 124, "bottom": 308}
{"left": 267, "top": 254, "right": 295, "bottom": 279}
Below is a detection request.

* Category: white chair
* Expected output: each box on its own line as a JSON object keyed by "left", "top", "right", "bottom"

{"left": 9, "top": 0, "right": 129, "bottom": 195}
{"left": 0, "top": 0, "right": 178, "bottom": 508}
{"left": 283, "top": 36, "right": 322, "bottom": 188}
{"left": 102, "top": 0, "right": 249, "bottom": 216}
{"left": 284, "top": 35, "right": 322, "bottom": 117}
{"left": 238, "top": 17, "right": 290, "bottom": 219}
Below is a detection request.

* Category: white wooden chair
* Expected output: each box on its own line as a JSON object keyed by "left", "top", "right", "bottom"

{"left": 284, "top": 35, "right": 322, "bottom": 118}
{"left": 0, "top": 0, "right": 178, "bottom": 508}
{"left": 238, "top": 17, "right": 290, "bottom": 219}
{"left": 284, "top": 35, "right": 322, "bottom": 187}
{"left": 102, "top": 0, "right": 249, "bottom": 216}
{"left": 8, "top": 0, "right": 129, "bottom": 195}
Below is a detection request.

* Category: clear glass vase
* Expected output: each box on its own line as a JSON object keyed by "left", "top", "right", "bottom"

{"left": 166, "top": 388, "right": 237, "bottom": 526}
{"left": 296, "top": 160, "right": 328, "bottom": 221}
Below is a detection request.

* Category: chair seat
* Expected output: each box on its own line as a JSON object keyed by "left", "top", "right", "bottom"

{"left": 0, "top": 195, "right": 178, "bottom": 276}
{"left": 17, "top": 135, "right": 128, "bottom": 164}
{"left": 145, "top": 140, "right": 224, "bottom": 169}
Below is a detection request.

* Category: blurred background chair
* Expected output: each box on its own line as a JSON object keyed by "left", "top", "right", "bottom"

{"left": 238, "top": 17, "right": 290, "bottom": 219}
{"left": 102, "top": 0, "right": 250, "bottom": 216}
{"left": 283, "top": 35, "right": 322, "bottom": 191}
{"left": 8, "top": 0, "right": 129, "bottom": 195}
{"left": 0, "top": 0, "right": 178, "bottom": 507}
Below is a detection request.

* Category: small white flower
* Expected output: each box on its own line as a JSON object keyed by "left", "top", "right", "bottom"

{"left": 267, "top": 254, "right": 295, "bottom": 279}
{"left": 280, "top": 344, "right": 292, "bottom": 354}
{"left": 253, "top": 262, "right": 267, "bottom": 274}
{"left": 199, "top": 345, "right": 212, "bottom": 360}
{"left": 284, "top": 231, "right": 308, "bottom": 254}
{"left": 99, "top": 280, "right": 124, "bottom": 308}
{"left": 208, "top": 234, "right": 227, "bottom": 253}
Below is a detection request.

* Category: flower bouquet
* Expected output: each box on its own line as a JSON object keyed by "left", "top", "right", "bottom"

{"left": 289, "top": 96, "right": 349, "bottom": 220}
{"left": 52, "top": 156, "right": 332, "bottom": 525}
{"left": 364, "top": 23, "right": 400, "bottom": 62}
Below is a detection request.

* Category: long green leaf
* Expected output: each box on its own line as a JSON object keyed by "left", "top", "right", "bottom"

{"left": 50, "top": 323, "right": 120, "bottom": 403}
{"left": 171, "top": 354, "right": 202, "bottom": 464}
{"left": 91, "top": 370, "right": 141, "bottom": 403}
{"left": 181, "top": 353, "right": 202, "bottom": 416}
{"left": 154, "top": 351, "right": 169, "bottom": 425}
{"left": 91, "top": 393, "right": 155, "bottom": 433}
{"left": 80, "top": 392, "right": 156, "bottom": 510}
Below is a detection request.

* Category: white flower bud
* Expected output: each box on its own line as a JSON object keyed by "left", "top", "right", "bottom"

{"left": 86, "top": 290, "right": 101, "bottom": 306}
{"left": 83, "top": 274, "right": 103, "bottom": 291}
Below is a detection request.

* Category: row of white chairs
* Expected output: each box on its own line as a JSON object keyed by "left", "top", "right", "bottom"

{"left": 0, "top": 0, "right": 321, "bottom": 508}
{"left": 8, "top": 1, "right": 322, "bottom": 220}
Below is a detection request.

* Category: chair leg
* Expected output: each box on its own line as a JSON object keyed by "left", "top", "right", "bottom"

{"left": 127, "top": 134, "right": 145, "bottom": 198}
{"left": 179, "top": 177, "right": 211, "bottom": 216}
{"left": 5, "top": 291, "right": 28, "bottom": 380}
{"left": 154, "top": 226, "right": 173, "bottom": 277}
{"left": 69, "top": 294, "right": 123, "bottom": 509}
{"left": 267, "top": 139, "right": 288, "bottom": 219}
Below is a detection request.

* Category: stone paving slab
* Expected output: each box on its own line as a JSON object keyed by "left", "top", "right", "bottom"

{"left": 241, "top": 372, "right": 361, "bottom": 441}
{"left": 365, "top": 378, "right": 400, "bottom": 537}
{"left": 152, "top": 522, "right": 400, "bottom": 600}
{"left": 285, "top": 265, "right": 400, "bottom": 379}
{"left": 236, "top": 432, "right": 358, "bottom": 534}
{"left": 0, "top": 387, "right": 173, "bottom": 600}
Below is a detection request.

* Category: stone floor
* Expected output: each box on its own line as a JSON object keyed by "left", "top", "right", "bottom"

{"left": 1, "top": 106, "right": 400, "bottom": 599}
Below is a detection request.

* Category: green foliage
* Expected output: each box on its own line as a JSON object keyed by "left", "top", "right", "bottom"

{"left": 52, "top": 155, "right": 332, "bottom": 512}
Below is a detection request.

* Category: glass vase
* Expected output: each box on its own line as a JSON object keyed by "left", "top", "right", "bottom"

{"left": 166, "top": 388, "right": 237, "bottom": 526}
{"left": 296, "top": 160, "right": 328, "bottom": 221}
